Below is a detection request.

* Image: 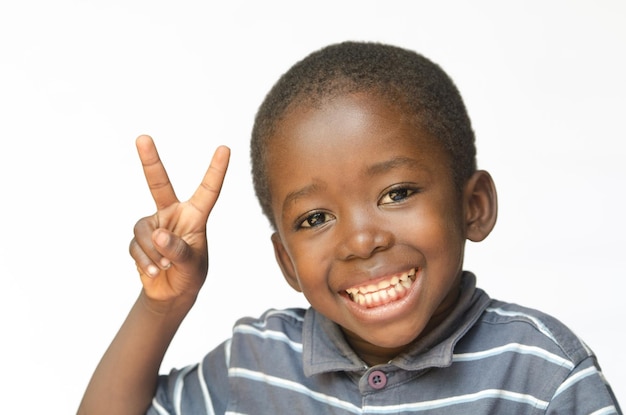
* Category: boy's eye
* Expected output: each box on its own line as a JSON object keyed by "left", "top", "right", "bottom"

{"left": 299, "top": 211, "right": 333, "bottom": 228}
{"left": 379, "top": 187, "right": 416, "bottom": 205}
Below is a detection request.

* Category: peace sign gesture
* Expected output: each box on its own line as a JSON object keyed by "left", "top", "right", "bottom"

{"left": 129, "top": 135, "right": 230, "bottom": 305}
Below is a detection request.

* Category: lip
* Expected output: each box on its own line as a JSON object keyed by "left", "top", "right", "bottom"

{"left": 341, "top": 267, "right": 423, "bottom": 322}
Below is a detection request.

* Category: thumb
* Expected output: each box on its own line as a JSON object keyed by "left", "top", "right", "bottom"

{"left": 152, "top": 229, "right": 193, "bottom": 266}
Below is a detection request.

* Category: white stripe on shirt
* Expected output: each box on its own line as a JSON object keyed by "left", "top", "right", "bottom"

{"left": 589, "top": 406, "right": 619, "bottom": 415}
{"left": 363, "top": 389, "right": 549, "bottom": 413}
{"left": 453, "top": 342, "right": 574, "bottom": 369}
{"left": 229, "top": 367, "right": 362, "bottom": 414}
{"left": 486, "top": 307, "right": 558, "bottom": 343}
{"left": 150, "top": 397, "right": 170, "bottom": 415}
{"left": 553, "top": 366, "right": 599, "bottom": 398}
{"left": 198, "top": 355, "right": 215, "bottom": 415}
{"left": 173, "top": 365, "right": 196, "bottom": 415}
{"left": 233, "top": 324, "right": 303, "bottom": 353}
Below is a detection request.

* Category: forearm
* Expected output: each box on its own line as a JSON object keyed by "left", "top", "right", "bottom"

{"left": 77, "top": 290, "right": 195, "bottom": 415}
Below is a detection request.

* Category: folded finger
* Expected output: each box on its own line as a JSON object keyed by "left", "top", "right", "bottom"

{"left": 131, "top": 216, "right": 168, "bottom": 276}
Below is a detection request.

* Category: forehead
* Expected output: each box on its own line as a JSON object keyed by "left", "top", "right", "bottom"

{"left": 266, "top": 92, "right": 451, "bottom": 175}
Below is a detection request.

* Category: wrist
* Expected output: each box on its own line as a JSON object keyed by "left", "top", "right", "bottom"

{"left": 138, "top": 289, "right": 197, "bottom": 318}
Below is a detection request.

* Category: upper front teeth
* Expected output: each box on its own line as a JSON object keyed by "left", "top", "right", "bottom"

{"left": 346, "top": 268, "right": 416, "bottom": 296}
{"left": 344, "top": 268, "right": 417, "bottom": 308}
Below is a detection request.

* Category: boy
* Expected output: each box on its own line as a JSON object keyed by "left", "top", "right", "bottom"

{"left": 78, "top": 42, "right": 621, "bottom": 414}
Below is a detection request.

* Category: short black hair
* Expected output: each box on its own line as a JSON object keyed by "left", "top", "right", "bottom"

{"left": 251, "top": 41, "right": 476, "bottom": 229}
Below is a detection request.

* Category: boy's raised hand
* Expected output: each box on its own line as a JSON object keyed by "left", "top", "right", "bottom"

{"left": 129, "top": 135, "right": 230, "bottom": 306}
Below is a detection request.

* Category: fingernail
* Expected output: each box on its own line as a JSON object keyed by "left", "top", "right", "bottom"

{"left": 155, "top": 231, "right": 170, "bottom": 247}
{"left": 147, "top": 265, "right": 159, "bottom": 276}
{"left": 160, "top": 258, "right": 171, "bottom": 269}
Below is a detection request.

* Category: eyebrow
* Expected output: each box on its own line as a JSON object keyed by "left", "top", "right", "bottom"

{"left": 283, "top": 182, "right": 327, "bottom": 210}
{"left": 365, "top": 156, "right": 422, "bottom": 176}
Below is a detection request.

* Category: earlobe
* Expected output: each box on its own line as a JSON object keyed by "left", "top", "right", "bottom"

{"left": 464, "top": 170, "right": 498, "bottom": 242}
{"left": 271, "top": 232, "right": 302, "bottom": 292}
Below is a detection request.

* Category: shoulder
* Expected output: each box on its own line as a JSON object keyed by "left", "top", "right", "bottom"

{"left": 227, "top": 308, "right": 308, "bottom": 361}
{"left": 232, "top": 307, "right": 307, "bottom": 340}
{"left": 234, "top": 307, "right": 307, "bottom": 328}
{"left": 468, "top": 299, "right": 593, "bottom": 366}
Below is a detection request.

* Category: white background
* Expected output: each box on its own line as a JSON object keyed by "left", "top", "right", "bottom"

{"left": 0, "top": 1, "right": 624, "bottom": 412}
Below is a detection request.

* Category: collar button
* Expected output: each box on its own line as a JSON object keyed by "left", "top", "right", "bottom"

{"left": 368, "top": 370, "right": 387, "bottom": 389}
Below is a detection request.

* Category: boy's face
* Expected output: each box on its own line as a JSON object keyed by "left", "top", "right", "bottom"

{"left": 267, "top": 92, "right": 469, "bottom": 363}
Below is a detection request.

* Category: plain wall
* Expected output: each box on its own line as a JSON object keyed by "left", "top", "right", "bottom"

{"left": 0, "top": 1, "right": 624, "bottom": 412}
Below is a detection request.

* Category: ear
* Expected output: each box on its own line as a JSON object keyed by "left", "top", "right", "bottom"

{"left": 463, "top": 170, "right": 498, "bottom": 242}
{"left": 271, "top": 232, "right": 302, "bottom": 292}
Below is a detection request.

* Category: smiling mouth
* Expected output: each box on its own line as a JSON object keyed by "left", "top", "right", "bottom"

{"left": 345, "top": 268, "right": 418, "bottom": 308}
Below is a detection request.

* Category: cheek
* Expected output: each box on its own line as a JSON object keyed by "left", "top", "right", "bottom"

{"left": 289, "top": 242, "right": 332, "bottom": 284}
{"left": 288, "top": 242, "right": 344, "bottom": 305}
{"left": 398, "top": 202, "right": 465, "bottom": 253}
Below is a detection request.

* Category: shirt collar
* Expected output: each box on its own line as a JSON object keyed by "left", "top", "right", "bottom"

{"left": 302, "top": 271, "right": 491, "bottom": 376}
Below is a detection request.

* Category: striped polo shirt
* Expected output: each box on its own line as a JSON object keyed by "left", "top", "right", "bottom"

{"left": 149, "top": 272, "right": 622, "bottom": 414}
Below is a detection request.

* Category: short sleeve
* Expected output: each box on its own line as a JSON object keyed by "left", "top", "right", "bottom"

{"left": 147, "top": 340, "right": 231, "bottom": 415}
{"left": 546, "top": 356, "right": 623, "bottom": 414}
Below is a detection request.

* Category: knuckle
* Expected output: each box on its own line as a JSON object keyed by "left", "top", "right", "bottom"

{"left": 133, "top": 216, "right": 152, "bottom": 235}
{"left": 128, "top": 238, "right": 139, "bottom": 256}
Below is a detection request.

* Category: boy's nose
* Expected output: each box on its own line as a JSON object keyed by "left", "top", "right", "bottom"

{"left": 336, "top": 214, "right": 393, "bottom": 260}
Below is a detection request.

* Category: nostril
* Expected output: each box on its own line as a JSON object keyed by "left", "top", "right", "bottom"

{"left": 338, "top": 226, "right": 393, "bottom": 261}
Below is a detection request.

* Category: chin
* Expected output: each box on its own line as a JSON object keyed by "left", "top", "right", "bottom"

{"left": 358, "top": 322, "right": 424, "bottom": 349}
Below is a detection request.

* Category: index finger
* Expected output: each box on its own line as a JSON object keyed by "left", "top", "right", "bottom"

{"left": 136, "top": 134, "right": 179, "bottom": 210}
{"left": 187, "top": 145, "right": 230, "bottom": 221}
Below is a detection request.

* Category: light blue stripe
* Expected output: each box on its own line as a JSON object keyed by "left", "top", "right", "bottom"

{"left": 229, "top": 367, "right": 362, "bottom": 414}
{"left": 453, "top": 342, "right": 574, "bottom": 369}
